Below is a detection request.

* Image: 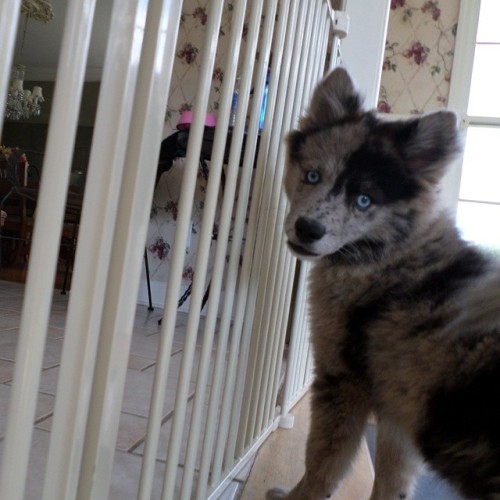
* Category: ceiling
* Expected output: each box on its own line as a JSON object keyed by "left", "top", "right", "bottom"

{"left": 13, "top": 0, "right": 113, "bottom": 82}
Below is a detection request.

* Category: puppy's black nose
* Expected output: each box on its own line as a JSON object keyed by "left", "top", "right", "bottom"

{"left": 295, "top": 217, "right": 326, "bottom": 243}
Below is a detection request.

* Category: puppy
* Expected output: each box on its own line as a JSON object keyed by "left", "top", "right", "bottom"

{"left": 268, "top": 67, "right": 500, "bottom": 500}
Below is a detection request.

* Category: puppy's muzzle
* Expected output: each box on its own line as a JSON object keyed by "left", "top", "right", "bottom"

{"left": 295, "top": 217, "right": 326, "bottom": 243}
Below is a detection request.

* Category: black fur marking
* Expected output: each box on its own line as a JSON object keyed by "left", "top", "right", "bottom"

{"left": 378, "top": 119, "right": 419, "bottom": 149}
{"left": 332, "top": 146, "right": 420, "bottom": 204}
{"left": 287, "top": 114, "right": 368, "bottom": 159}
{"left": 411, "top": 247, "right": 487, "bottom": 306}
{"left": 288, "top": 130, "right": 306, "bottom": 159}
{"left": 418, "top": 361, "right": 500, "bottom": 498}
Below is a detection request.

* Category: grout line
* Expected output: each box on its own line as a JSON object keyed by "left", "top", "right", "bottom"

{"left": 140, "top": 361, "right": 157, "bottom": 372}
{"left": 126, "top": 391, "right": 196, "bottom": 454}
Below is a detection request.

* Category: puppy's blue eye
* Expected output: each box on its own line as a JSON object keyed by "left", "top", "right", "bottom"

{"left": 355, "top": 194, "right": 371, "bottom": 210}
{"left": 305, "top": 170, "right": 321, "bottom": 185}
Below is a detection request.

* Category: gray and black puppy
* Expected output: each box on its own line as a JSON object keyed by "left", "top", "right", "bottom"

{"left": 268, "top": 67, "right": 500, "bottom": 500}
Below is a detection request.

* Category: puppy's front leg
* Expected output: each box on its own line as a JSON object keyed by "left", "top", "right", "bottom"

{"left": 268, "top": 373, "right": 370, "bottom": 500}
{"left": 369, "top": 418, "right": 422, "bottom": 500}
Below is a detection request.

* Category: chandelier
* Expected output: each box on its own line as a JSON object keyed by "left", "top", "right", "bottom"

{"left": 5, "top": 64, "right": 44, "bottom": 120}
{"left": 4, "top": 0, "right": 54, "bottom": 121}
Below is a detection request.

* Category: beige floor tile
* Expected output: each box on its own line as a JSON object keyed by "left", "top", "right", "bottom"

{"left": 128, "top": 353, "right": 156, "bottom": 371}
{"left": 120, "top": 365, "right": 181, "bottom": 419}
{"left": 109, "top": 451, "right": 182, "bottom": 500}
{"left": 0, "top": 428, "right": 50, "bottom": 500}
{"left": 116, "top": 412, "right": 149, "bottom": 452}
{"left": 0, "top": 385, "right": 54, "bottom": 438}
{"left": 0, "top": 313, "right": 21, "bottom": 331}
{"left": 0, "top": 280, "right": 269, "bottom": 498}
{"left": 0, "top": 330, "right": 63, "bottom": 369}
{"left": 0, "top": 358, "right": 14, "bottom": 383}
{"left": 38, "top": 365, "right": 60, "bottom": 395}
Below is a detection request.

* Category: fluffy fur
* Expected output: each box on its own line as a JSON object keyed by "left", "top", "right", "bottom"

{"left": 268, "top": 68, "right": 500, "bottom": 500}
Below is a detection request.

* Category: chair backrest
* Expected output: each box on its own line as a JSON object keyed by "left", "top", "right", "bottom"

{"left": 0, "top": 155, "right": 28, "bottom": 210}
{"left": 0, "top": 153, "right": 28, "bottom": 187}
{"left": 0, "top": 154, "right": 29, "bottom": 246}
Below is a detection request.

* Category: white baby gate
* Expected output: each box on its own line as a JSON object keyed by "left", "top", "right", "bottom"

{"left": 0, "top": 0, "right": 342, "bottom": 498}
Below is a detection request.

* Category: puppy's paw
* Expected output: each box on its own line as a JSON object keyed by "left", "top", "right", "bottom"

{"left": 266, "top": 487, "right": 289, "bottom": 499}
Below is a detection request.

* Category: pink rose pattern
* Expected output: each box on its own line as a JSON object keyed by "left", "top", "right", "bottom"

{"left": 148, "top": 238, "right": 170, "bottom": 261}
{"left": 177, "top": 43, "right": 198, "bottom": 65}
{"left": 379, "top": 0, "right": 457, "bottom": 114}
{"left": 403, "top": 41, "right": 430, "bottom": 65}
{"left": 192, "top": 6, "right": 207, "bottom": 25}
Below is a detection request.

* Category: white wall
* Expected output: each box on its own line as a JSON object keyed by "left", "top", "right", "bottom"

{"left": 341, "top": 0, "right": 390, "bottom": 108}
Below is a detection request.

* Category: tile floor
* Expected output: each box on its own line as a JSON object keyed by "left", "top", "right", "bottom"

{"left": 0, "top": 279, "right": 251, "bottom": 499}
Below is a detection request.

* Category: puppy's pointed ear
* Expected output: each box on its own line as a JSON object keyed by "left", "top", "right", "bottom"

{"left": 300, "top": 67, "right": 363, "bottom": 130}
{"left": 402, "top": 111, "right": 462, "bottom": 183}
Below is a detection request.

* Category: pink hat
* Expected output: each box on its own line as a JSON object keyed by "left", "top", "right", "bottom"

{"left": 177, "top": 111, "right": 217, "bottom": 131}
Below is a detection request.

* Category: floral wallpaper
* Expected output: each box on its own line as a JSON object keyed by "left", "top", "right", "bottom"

{"left": 144, "top": 0, "right": 246, "bottom": 307}
{"left": 378, "top": 0, "right": 460, "bottom": 114}
{"left": 164, "top": 1, "right": 249, "bottom": 134}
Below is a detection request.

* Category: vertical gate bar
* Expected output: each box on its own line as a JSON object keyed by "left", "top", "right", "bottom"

{"left": 73, "top": 1, "right": 182, "bottom": 498}
{"left": 137, "top": 1, "right": 224, "bottom": 496}
{"left": 139, "top": 2, "right": 226, "bottom": 499}
{"left": 41, "top": 1, "right": 148, "bottom": 497}
{"left": 296, "top": 293, "right": 311, "bottom": 389}
{"left": 307, "top": 0, "right": 322, "bottom": 91}
{"left": 251, "top": 0, "right": 309, "bottom": 438}
{"left": 238, "top": 0, "right": 301, "bottom": 451}
{"left": 0, "top": 1, "right": 97, "bottom": 498}
{"left": 303, "top": 0, "right": 322, "bottom": 101}
{"left": 225, "top": 0, "right": 294, "bottom": 464}
{"left": 291, "top": 268, "right": 309, "bottom": 401}
{"left": 318, "top": 4, "right": 330, "bottom": 78}
{"left": 0, "top": 0, "right": 22, "bottom": 137}
{"left": 313, "top": 1, "right": 326, "bottom": 86}
{"left": 128, "top": 8, "right": 198, "bottom": 499}
{"left": 261, "top": 236, "right": 292, "bottom": 427}
{"left": 266, "top": 248, "right": 295, "bottom": 424}
{"left": 256, "top": 230, "right": 289, "bottom": 433}
{"left": 294, "top": 0, "right": 317, "bottom": 118}
{"left": 282, "top": 261, "right": 309, "bottom": 414}
{"left": 231, "top": 0, "right": 296, "bottom": 456}
{"left": 195, "top": 0, "right": 266, "bottom": 489}
{"left": 315, "top": 4, "right": 329, "bottom": 80}
{"left": 324, "top": 0, "right": 337, "bottom": 75}
{"left": 209, "top": 0, "right": 282, "bottom": 480}
{"left": 201, "top": 0, "right": 279, "bottom": 490}
{"left": 278, "top": 0, "right": 320, "bottom": 415}
{"left": 178, "top": 0, "right": 249, "bottom": 496}
{"left": 261, "top": 0, "right": 325, "bottom": 415}
{"left": 189, "top": 0, "right": 270, "bottom": 497}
